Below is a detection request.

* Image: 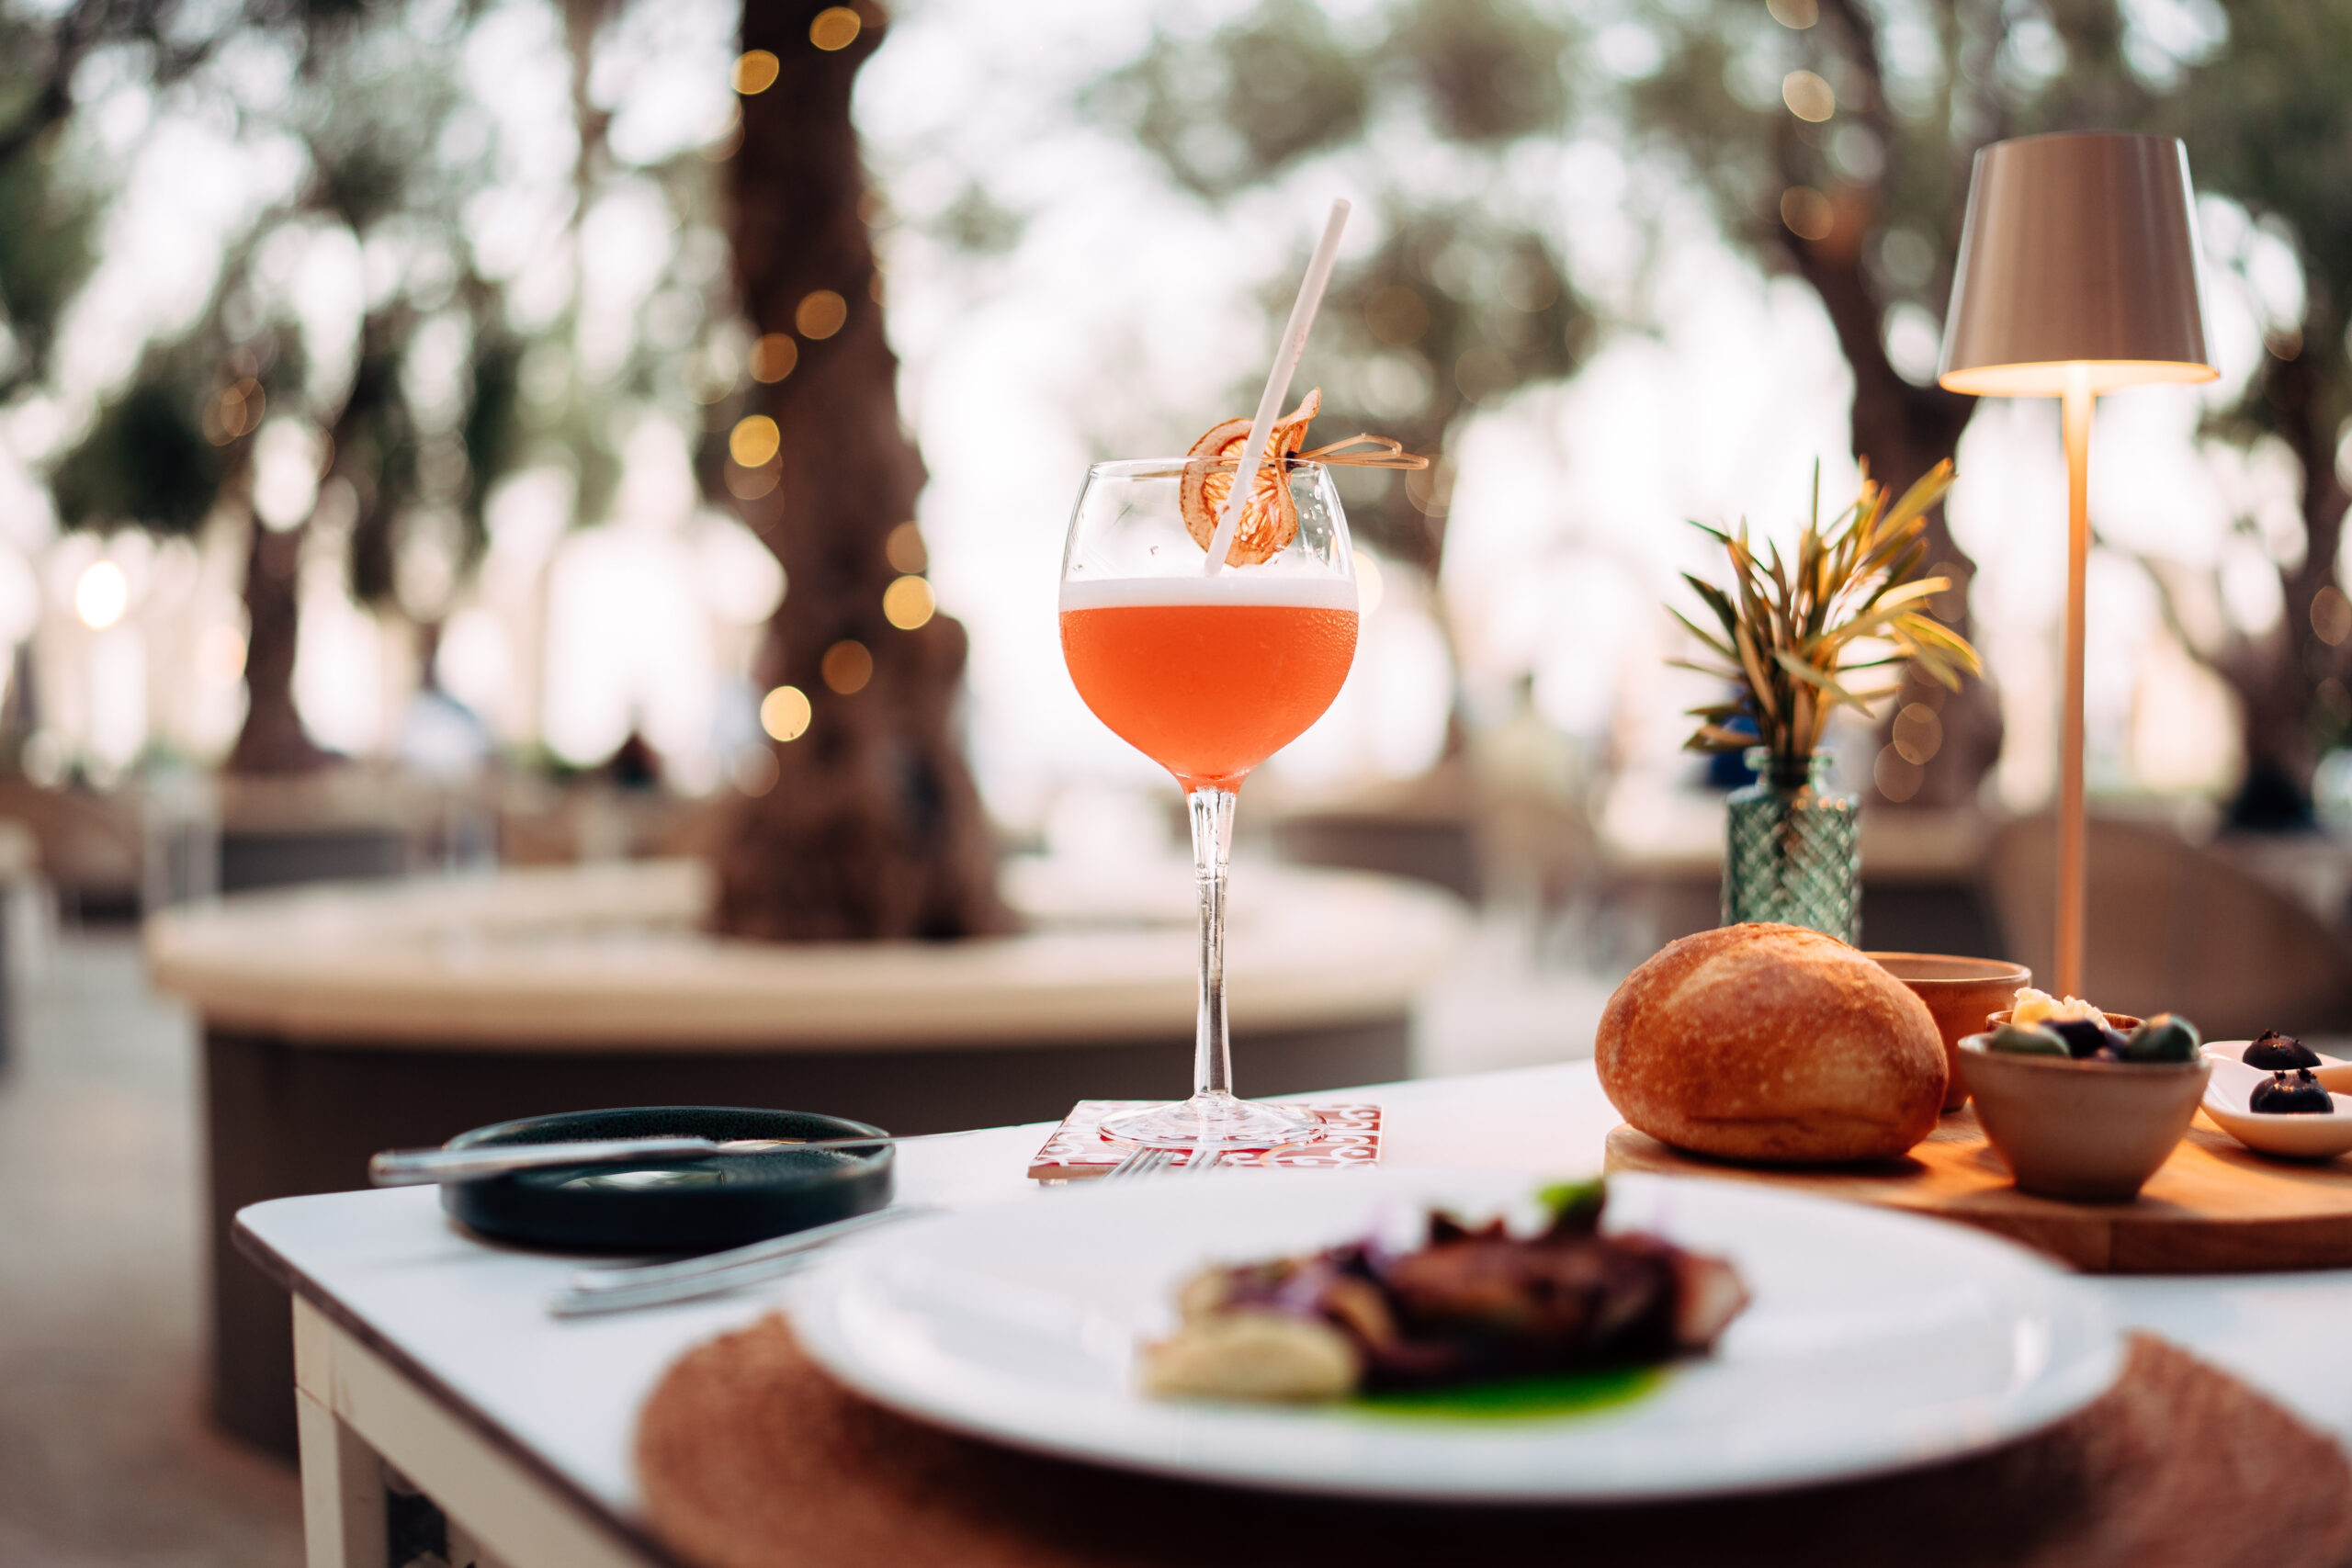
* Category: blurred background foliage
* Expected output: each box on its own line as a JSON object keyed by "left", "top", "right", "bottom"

{"left": 1076, "top": 0, "right": 2352, "bottom": 823}
{"left": 4, "top": 0, "right": 2352, "bottom": 833}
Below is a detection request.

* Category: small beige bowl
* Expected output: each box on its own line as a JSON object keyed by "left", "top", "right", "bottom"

{"left": 1869, "top": 953, "right": 2033, "bottom": 1112}
{"left": 1957, "top": 1032, "right": 2210, "bottom": 1201}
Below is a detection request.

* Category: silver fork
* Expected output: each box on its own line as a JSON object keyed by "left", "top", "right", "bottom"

{"left": 1103, "top": 1145, "right": 1180, "bottom": 1180}
{"left": 545, "top": 1203, "right": 939, "bottom": 1317}
{"left": 1101, "top": 1145, "right": 1225, "bottom": 1181}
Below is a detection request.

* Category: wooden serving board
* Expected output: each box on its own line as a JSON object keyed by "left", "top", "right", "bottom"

{"left": 1604, "top": 1108, "right": 2352, "bottom": 1273}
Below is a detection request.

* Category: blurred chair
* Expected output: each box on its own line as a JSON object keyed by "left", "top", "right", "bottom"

{"left": 1271, "top": 760, "right": 1483, "bottom": 903}
{"left": 1986, "top": 814, "right": 2352, "bottom": 1037}
{"left": 0, "top": 778, "right": 142, "bottom": 919}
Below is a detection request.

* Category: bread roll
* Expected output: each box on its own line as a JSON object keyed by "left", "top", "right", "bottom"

{"left": 1597, "top": 923, "right": 1945, "bottom": 1164}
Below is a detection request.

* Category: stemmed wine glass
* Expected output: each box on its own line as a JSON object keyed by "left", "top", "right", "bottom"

{"left": 1058, "top": 457, "right": 1358, "bottom": 1149}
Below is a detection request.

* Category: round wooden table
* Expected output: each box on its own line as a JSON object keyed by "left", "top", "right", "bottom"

{"left": 146, "top": 854, "right": 1468, "bottom": 1456}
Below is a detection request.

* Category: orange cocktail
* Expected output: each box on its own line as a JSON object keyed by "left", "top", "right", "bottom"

{"left": 1059, "top": 578, "right": 1358, "bottom": 790}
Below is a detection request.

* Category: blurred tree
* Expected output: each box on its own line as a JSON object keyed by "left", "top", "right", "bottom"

{"left": 1087, "top": 0, "right": 1596, "bottom": 587}
{"left": 1593, "top": 0, "right": 2352, "bottom": 823}
{"left": 1618, "top": 0, "right": 2088, "bottom": 807}
{"left": 2143, "top": 6, "right": 2352, "bottom": 827}
{"left": 707, "top": 0, "right": 1011, "bottom": 940}
{"left": 36, "top": 0, "right": 548, "bottom": 774}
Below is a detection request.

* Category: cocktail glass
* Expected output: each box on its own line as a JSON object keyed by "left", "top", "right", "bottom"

{"left": 1058, "top": 457, "right": 1358, "bottom": 1150}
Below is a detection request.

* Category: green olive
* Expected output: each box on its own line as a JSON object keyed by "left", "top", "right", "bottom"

{"left": 1988, "top": 1022, "right": 2070, "bottom": 1057}
{"left": 2124, "top": 1013, "right": 2201, "bottom": 1064}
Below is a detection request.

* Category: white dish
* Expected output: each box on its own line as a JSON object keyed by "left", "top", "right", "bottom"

{"left": 790, "top": 1168, "right": 2120, "bottom": 1502}
{"left": 2201, "top": 1043, "right": 2352, "bottom": 1159}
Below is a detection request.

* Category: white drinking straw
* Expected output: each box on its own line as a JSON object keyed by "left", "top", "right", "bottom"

{"left": 1202, "top": 197, "right": 1351, "bottom": 576}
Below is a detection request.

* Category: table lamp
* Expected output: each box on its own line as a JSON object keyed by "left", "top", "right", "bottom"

{"left": 1938, "top": 130, "right": 2216, "bottom": 998}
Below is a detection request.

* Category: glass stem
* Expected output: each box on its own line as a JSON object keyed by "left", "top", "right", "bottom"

{"left": 1186, "top": 785, "right": 1238, "bottom": 1101}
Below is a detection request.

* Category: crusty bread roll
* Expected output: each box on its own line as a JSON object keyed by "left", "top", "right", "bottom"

{"left": 1597, "top": 923, "right": 1946, "bottom": 1164}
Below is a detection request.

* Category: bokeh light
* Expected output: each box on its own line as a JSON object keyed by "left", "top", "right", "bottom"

{"left": 1780, "top": 186, "right": 1835, "bottom": 242}
{"left": 729, "top": 415, "right": 782, "bottom": 468}
{"left": 795, "top": 290, "right": 847, "bottom": 339}
{"left": 883, "top": 575, "right": 935, "bottom": 630}
{"left": 1352, "top": 548, "right": 1385, "bottom": 615}
{"left": 809, "top": 7, "right": 862, "bottom": 51}
{"left": 760, "top": 684, "right": 812, "bottom": 742}
{"left": 75, "top": 560, "right": 128, "bottom": 630}
{"left": 884, "top": 522, "right": 927, "bottom": 573}
{"left": 821, "top": 638, "right": 873, "bottom": 694}
{"left": 749, "top": 333, "right": 799, "bottom": 383}
{"left": 731, "top": 50, "right": 780, "bottom": 95}
{"left": 1781, "top": 70, "right": 1836, "bottom": 123}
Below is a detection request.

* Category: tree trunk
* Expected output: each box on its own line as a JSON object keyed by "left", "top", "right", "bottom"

{"left": 709, "top": 0, "right": 1012, "bottom": 942}
{"left": 226, "top": 516, "right": 333, "bottom": 774}
{"left": 2219, "top": 329, "right": 2348, "bottom": 828}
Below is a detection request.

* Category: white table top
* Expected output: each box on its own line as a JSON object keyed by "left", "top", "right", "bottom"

{"left": 236, "top": 1062, "right": 2352, "bottom": 1541}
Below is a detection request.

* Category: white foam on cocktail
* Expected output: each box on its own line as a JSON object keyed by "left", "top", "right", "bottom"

{"left": 1201, "top": 198, "right": 1351, "bottom": 577}
{"left": 1058, "top": 575, "right": 1359, "bottom": 613}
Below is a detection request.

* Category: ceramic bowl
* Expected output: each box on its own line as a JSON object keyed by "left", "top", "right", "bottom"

{"left": 2199, "top": 1043, "right": 2352, "bottom": 1159}
{"left": 1869, "top": 953, "right": 2033, "bottom": 1111}
{"left": 1957, "top": 1034, "right": 2209, "bottom": 1201}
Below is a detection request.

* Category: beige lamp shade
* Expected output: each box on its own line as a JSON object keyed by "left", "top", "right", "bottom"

{"left": 1938, "top": 131, "right": 2217, "bottom": 397}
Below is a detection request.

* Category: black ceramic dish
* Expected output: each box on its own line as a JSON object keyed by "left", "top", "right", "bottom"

{"left": 439, "top": 1106, "right": 893, "bottom": 1252}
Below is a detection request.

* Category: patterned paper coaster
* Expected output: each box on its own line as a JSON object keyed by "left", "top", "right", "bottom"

{"left": 1027, "top": 1101, "right": 1381, "bottom": 1182}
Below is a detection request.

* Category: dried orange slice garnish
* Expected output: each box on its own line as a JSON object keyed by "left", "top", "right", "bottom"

{"left": 1179, "top": 389, "right": 1321, "bottom": 567}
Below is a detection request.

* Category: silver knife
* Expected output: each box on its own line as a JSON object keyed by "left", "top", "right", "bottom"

{"left": 369, "top": 1130, "right": 962, "bottom": 1187}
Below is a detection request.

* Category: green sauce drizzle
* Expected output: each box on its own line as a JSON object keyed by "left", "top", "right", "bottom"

{"left": 1346, "top": 1365, "right": 1665, "bottom": 1422}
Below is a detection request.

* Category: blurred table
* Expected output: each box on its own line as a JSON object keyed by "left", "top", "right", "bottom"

{"left": 147, "top": 856, "right": 1467, "bottom": 1456}
{"left": 1596, "top": 780, "right": 2003, "bottom": 956}
{"left": 237, "top": 1060, "right": 2352, "bottom": 1568}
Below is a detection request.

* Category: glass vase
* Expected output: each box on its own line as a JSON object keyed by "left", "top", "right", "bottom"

{"left": 1722, "top": 748, "right": 1860, "bottom": 944}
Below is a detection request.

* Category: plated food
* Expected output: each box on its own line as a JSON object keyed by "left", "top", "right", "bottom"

{"left": 788, "top": 1168, "right": 2121, "bottom": 1501}
{"left": 1598, "top": 923, "right": 1945, "bottom": 1164}
{"left": 2200, "top": 1037, "right": 2352, "bottom": 1158}
{"left": 1140, "top": 1179, "right": 1748, "bottom": 1404}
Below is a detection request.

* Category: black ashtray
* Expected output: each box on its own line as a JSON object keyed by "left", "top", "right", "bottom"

{"left": 438, "top": 1105, "right": 893, "bottom": 1253}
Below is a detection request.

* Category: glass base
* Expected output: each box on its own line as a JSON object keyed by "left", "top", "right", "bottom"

{"left": 1100, "top": 1092, "right": 1322, "bottom": 1151}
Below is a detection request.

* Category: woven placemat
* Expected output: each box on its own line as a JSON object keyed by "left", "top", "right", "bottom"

{"left": 637, "top": 1315, "right": 2352, "bottom": 1568}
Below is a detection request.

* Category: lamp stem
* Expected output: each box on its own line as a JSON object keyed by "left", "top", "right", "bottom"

{"left": 2057, "top": 371, "right": 2092, "bottom": 998}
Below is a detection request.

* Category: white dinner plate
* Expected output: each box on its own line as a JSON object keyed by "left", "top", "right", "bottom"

{"left": 790, "top": 1168, "right": 2120, "bottom": 1502}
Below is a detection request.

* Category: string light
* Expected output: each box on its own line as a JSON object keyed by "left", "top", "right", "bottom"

{"left": 795, "top": 290, "right": 847, "bottom": 340}
{"left": 1782, "top": 70, "right": 1836, "bottom": 122}
{"left": 809, "top": 7, "right": 861, "bottom": 50}
{"left": 749, "top": 334, "right": 798, "bottom": 384}
{"left": 729, "top": 415, "right": 781, "bottom": 468}
{"left": 821, "top": 639, "right": 873, "bottom": 694}
{"left": 731, "top": 51, "right": 779, "bottom": 94}
{"left": 759, "top": 685, "right": 811, "bottom": 742}
{"left": 883, "top": 575, "right": 934, "bottom": 630}
{"left": 884, "top": 522, "right": 926, "bottom": 573}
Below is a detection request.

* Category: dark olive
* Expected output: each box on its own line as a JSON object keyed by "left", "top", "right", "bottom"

{"left": 2245, "top": 1030, "right": 2322, "bottom": 1070}
{"left": 2250, "top": 1068, "right": 2334, "bottom": 1115}
{"left": 2125, "top": 1014, "right": 2201, "bottom": 1064}
{"left": 2049, "top": 1016, "right": 2116, "bottom": 1059}
{"left": 2089, "top": 1045, "right": 2124, "bottom": 1064}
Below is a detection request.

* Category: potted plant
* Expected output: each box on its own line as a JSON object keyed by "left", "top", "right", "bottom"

{"left": 1674, "top": 461, "right": 1982, "bottom": 942}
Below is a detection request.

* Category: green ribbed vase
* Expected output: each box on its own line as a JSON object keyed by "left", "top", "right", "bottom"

{"left": 1722, "top": 749, "right": 1859, "bottom": 943}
